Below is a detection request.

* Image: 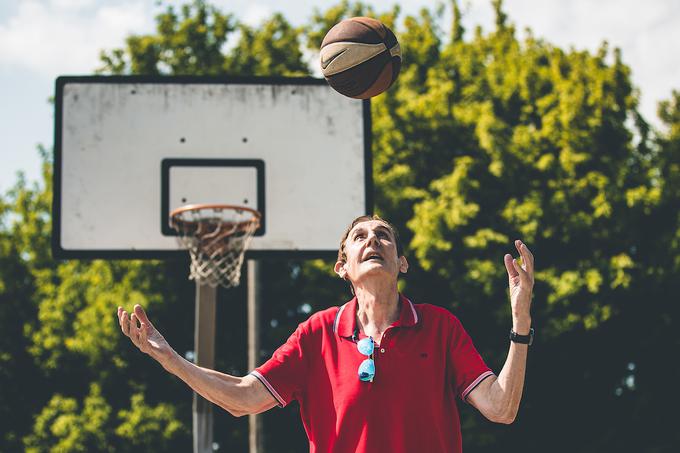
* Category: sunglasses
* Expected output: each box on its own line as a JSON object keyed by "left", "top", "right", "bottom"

{"left": 357, "top": 337, "right": 375, "bottom": 382}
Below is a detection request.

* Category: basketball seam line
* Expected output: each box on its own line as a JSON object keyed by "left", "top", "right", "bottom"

{"left": 320, "top": 42, "right": 388, "bottom": 77}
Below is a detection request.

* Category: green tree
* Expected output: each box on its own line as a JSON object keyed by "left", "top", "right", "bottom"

{"left": 98, "top": 0, "right": 307, "bottom": 77}
{"left": 225, "top": 12, "right": 308, "bottom": 76}
{"left": 99, "top": 0, "right": 236, "bottom": 75}
{"left": 0, "top": 149, "right": 53, "bottom": 451}
{"left": 1, "top": 150, "right": 190, "bottom": 451}
{"left": 24, "top": 384, "right": 112, "bottom": 453}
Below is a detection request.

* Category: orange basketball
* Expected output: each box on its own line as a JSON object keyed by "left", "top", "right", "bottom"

{"left": 320, "top": 17, "right": 402, "bottom": 99}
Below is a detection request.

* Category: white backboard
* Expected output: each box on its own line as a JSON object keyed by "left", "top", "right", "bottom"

{"left": 53, "top": 76, "right": 372, "bottom": 259}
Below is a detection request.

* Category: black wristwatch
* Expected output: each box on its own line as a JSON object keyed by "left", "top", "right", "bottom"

{"left": 509, "top": 328, "right": 534, "bottom": 345}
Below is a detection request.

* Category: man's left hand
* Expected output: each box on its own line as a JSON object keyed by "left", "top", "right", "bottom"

{"left": 503, "top": 240, "right": 534, "bottom": 330}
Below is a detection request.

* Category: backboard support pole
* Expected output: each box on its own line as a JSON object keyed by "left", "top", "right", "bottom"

{"left": 193, "top": 282, "right": 216, "bottom": 453}
{"left": 248, "top": 260, "right": 264, "bottom": 453}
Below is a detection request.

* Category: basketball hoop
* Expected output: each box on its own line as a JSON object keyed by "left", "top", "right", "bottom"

{"left": 169, "top": 204, "right": 261, "bottom": 288}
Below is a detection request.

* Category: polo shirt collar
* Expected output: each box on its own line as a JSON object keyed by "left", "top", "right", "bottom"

{"left": 334, "top": 293, "right": 419, "bottom": 338}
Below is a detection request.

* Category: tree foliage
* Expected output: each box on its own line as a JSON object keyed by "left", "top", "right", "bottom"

{"left": 3, "top": 0, "right": 680, "bottom": 451}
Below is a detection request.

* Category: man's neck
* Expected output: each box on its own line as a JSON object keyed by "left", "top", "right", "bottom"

{"left": 354, "top": 284, "right": 400, "bottom": 340}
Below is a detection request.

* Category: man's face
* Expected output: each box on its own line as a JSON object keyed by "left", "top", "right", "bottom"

{"left": 335, "top": 220, "right": 408, "bottom": 285}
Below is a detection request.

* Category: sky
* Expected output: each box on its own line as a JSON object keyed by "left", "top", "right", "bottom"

{"left": 1, "top": 0, "right": 678, "bottom": 193}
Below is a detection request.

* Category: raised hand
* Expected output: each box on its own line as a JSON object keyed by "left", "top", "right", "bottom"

{"left": 117, "top": 304, "right": 175, "bottom": 366}
{"left": 503, "top": 240, "right": 535, "bottom": 326}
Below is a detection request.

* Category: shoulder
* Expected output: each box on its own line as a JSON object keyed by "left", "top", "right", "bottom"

{"left": 413, "top": 302, "right": 456, "bottom": 320}
{"left": 296, "top": 304, "right": 343, "bottom": 335}
{"left": 412, "top": 302, "right": 464, "bottom": 330}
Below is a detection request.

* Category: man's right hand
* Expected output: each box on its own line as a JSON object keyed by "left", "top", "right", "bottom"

{"left": 117, "top": 304, "right": 278, "bottom": 417}
{"left": 118, "top": 304, "right": 175, "bottom": 368}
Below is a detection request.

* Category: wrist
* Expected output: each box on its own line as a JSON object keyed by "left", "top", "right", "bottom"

{"left": 160, "top": 349, "right": 182, "bottom": 374}
{"left": 512, "top": 316, "right": 532, "bottom": 335}
{"left": 509, "top": 327, "right": 534, "bottom": 345}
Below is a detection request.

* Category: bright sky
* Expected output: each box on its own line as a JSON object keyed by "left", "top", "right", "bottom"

{"left": 1, "top": 0, "right": 678, "bottom": 193}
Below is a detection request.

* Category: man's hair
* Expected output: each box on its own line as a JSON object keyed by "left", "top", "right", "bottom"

{"left": 337, "top": 214, "right": 403, "bottom": 264}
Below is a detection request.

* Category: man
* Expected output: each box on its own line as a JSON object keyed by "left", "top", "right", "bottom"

{"left": 118, "top": 215, "right": 534, "bottom": 452}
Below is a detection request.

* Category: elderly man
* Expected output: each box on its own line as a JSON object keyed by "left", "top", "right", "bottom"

{"left": 118, "top": 215, "right": 534, "bottom": 452}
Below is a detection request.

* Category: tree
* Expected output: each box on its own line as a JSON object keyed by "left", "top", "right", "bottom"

{"left": 99, "top": 0, "right": 236, "bottom": 75}
{"left": 0, "top": 149, "right": 191, "bottom": 451}
{"left": 0, "top": 149, "right": 52, "bottom": 452}
{"left": 98, "top": 0, "right": 307, "bottom": 77}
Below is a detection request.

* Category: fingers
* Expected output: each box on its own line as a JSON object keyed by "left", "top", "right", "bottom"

{"left": 514, "top": 239, "right": 535, "bottom": 274}
{"left": 504, "top": 253, "right": 518, "bottom": 278}
{"left": 117, "top": 306, "right": 146, "bottom": 350}
{"left": 134, "top": 304, "right": 152, "bottom": 328}
{"left": 130, "top": 313, "right": 141, "bottom": 346}
{"left": 118, "top": 307, "right": 130, "bottom": 336}
{"left": 139, "top": 322, "right": 149, "bottom": 353}
{"left": 511, "top": 256, "right": 527, "bottom": 279}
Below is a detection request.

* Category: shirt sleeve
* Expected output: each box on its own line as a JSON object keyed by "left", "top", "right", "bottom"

{"left": 250, "top": 323, "right": 309, "bottom": 408}
{"left": 448, "top": 315, "right": 495, "bottom": 401}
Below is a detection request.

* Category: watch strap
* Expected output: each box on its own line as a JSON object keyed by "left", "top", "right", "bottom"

{"left": 509, "top": 327, "right": 534, "bottom": 345}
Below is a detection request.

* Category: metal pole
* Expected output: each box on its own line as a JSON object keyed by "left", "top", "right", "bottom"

{"left": 193, "top": 282, "right": 217, "bottom": 453}
{"left": 247, "top": 260, "right": 264, "bottom": 453}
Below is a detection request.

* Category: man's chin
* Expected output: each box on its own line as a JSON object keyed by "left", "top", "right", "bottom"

{"left": 357, "top": 264, "right": 394, "bottom": 278}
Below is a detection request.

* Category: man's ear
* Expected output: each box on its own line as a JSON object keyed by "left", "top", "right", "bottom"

{"left": 334, "top": 260, "right": 347, "bottom": 279}
{"left": 399, "top": 256, "right": 409, "bottom": 274}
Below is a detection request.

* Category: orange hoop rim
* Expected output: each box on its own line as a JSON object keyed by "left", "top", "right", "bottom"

{"left": 169, "top": 203, "right": 261, "bottom": 228}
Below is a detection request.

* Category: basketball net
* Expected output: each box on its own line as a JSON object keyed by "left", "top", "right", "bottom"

{"left": 169, "top": 204, "right": 261, "bottom": 288}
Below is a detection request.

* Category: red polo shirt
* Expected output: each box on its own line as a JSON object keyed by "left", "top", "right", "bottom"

{"left": 251, "top": 294, "right": 494, "bottom": 453}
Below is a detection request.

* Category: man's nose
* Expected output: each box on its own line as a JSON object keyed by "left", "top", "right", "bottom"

{"left": 366, "top": 231, "right": 380, "bottom": 246}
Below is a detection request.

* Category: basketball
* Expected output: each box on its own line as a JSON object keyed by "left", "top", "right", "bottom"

{"left": 320, "top": 17, "right": 401, "bottom": 99}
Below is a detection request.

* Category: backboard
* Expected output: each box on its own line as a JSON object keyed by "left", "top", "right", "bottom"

{"left": 53, "top": 76, "right": 372, "bottom": 259}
